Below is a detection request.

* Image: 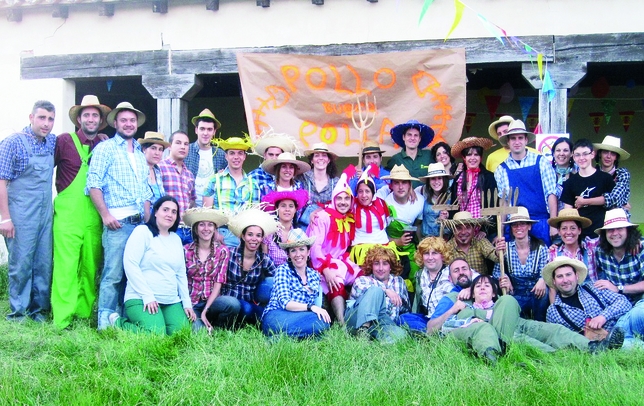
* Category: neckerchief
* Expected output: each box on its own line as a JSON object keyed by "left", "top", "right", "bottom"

{"left": 354, "top": 197, "right": 389, "bottom": 233}
{"left": 556, "top": 166, "right": 572, "bottom": 186}
{"left": 325, "top": 208, "right": 355, "bottom": 250}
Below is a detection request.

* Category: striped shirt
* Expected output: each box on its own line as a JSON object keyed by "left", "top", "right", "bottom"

{"left": 203, "top": 168, "right": 260, "bottom": 211}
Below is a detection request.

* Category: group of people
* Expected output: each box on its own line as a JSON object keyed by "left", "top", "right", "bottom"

{"left": 2, "top": 97, "right": 642, "bottom": 361}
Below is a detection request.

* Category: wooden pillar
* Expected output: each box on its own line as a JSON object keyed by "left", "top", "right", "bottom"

{"left": 521, "top": 62, "right": 587, "bottom": 134}
{"left": 142, "top": 74, "right": 203, "bottom": 141}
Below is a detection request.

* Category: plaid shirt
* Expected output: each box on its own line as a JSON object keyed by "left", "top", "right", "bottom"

{"left": 596, "top": 238, "right": 644, "bottom": 304}
{"left": 418, "top": 267, "right": 454, "bottom": 316}
{"left": 350, "top": 274, "right": 410, "bottom": 320}
{"left": 263, "top": 263, "right": 321, "bottom": 315}
{"left": 494, "top": 150, "right": 559, "bottom": 209}
{"left": 0, "top": 126, "right": 56, "bottom": 181}
{"left": 248, "top": 167, "right": 274, "bottom": 199}
{"left": 548, "top": 237, "right": 600, "bottom": 282}
{"left": 603, "top": 167, "right": 630, "bottom": 209}
{"left": 263, "top": 228, "right": 288, "bottom": 267}
{"left": 547, "top": 284, "right": 632, "bottom": 333}
{"left": 185, "top": 142, "right": 227, "bottom": 178}
{"left": 184, "top": 241, "right": 230, "bottom": 305}
{"left": 447, "top": 236, "right": 498, "bottom": 275}
{"left": 298, "top": 170, "right": 339, "bottom": 207}
{"left": 221, "top": 246, "right": 276, "bottom": 302}
{"left": 86, "top": 133, "right": 152, "bottom": 213}
{"left": 158, "top": 158, "right": 196, "bottom": 218}
{"left": 203, "top": 168, "right": 260, "bottom": 211}
{"left": 456, "top": 172, "right": 483, "bottom": 218}
{"left": 493, "top": 239, "right": 547, "bottom": 294}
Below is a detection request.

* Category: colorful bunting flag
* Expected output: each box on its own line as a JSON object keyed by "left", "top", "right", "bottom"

{"left": 537, "top": 54, "right": 544, "bottom": 81}
{"left": 484, "top": 95, "right": 501, "bottom": 120}
{"left": 444, "top": 0, "right": 465, "bottom": 41}
{"left": 464, "top": 112, "right": 477, "bottom": 133}
{"left": 619, "top": 111, "right": 634, "bottom": 132}
{"left": 418, "top": 0, "right": 436, "bottom": 25}
{"left": 567, "top": 98, "right": 575, "bottom": 117}
{"left": 601, "top": 99, "right": 616, "bottom": 124}
{"left": 589, "top": 112, "right": 604, "bottom": 134}
{"left": 518, "top": 97, "right": 536, "bottom": 122}
{"left": 527, "top": 114, "right": 539, "bottom": 132}
{"left": 542, "top": 70, "right": 556, "bottom": 102}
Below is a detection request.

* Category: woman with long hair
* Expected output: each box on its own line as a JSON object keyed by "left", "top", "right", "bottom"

{"left": 259, "top": 152, "right": 310, "bottom": 197}
{"left": 297, "top": 143, "right": 339, "bottom": 228}
{"left": 110, "top": 196, "right": 196, "bottom": 334}
{"left": 139, "top": 132, "right": 169, "bottom": 213}
{"left": 551, "top": 137, "right": 575, "bottom": 211}
{"left": 262, "top": 189, "right": 309, "bottom": 266}
{"left": 417, "top": 163, "right": 452, "bottom": 238}
{"left": 449, "top": 137, "right": 496, "bottom": 218}
{"left": 431, "top": 141, "right": 462, "bottom": 181}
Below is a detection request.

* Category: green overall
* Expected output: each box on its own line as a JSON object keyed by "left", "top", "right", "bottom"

{"left": 51, "top": 132, "right": 103, "bottom": 329}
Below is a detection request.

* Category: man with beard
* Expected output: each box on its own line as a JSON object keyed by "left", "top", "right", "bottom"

{"left": 307, "top": 174, "right": 361, "bottom": 324}
{"left": 87, "top": 101, "right": 152, "bottom": 330}
{"left": 444, "top": 211, "right": 499, "bottom": 276}
{"left": 0, "top": 100, "right": 56, "bottom": 322}
{"left": 159, "top": 130, "right": 196, "bottom": 244}
{"left": 51, "top": 95, "right": 110, "bottom": 329}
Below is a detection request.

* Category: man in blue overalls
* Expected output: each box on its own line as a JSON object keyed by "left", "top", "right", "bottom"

{"left": 494, "top": 120, "right": 559, "bottom": 245}
{"left": 0, "top": 100, "right": 57, "bottom": 322}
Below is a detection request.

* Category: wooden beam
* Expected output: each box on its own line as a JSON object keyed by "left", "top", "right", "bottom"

{"left": 142, "top": 74, "right": 203, "bottom": 99}
{"left": 521, "top": 61, "right": 587, "bottom": 89}
{"left": 312, "top": 0, "right": 324, "bottom": 4}
{"left": 7, "top": 8, "right": 21, "bottom": 22}
{"left": 538, "top": 89, "right": 568, "bottom": 134}
{"left": 152, "top": 0, "right": 168, "bottom": 14}
{"left": 206, "top": 0, "right": 219, "bottom": 11}
{"left": 257, "top": 0, "right": 270, "bottom": 7}
{"left": 52, "top": 5, "right": 69, "bottom": 19}
{"left": 98, "top": 3, "right": 114, "bottom": 17}
{"left": 554, "top": 33, "right": 644, "bottom": 63}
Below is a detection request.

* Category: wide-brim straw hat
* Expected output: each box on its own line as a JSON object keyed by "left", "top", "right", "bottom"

{"left": 278, "top": 228, "right": 317, "bottom": 249}
{"left": 380, "top": 164, "right": 420, "bottom": 182}
{"left": 138, "top": 131, "right": 170, "bottom": 148}
{"left": 487, "top": 115, "right": 514, "bottom": 140}
{"left": 503, "top": 206, "right": 538, "bottom": 225}
{"left": 594, "top": 208, "right": 638, "bottom": 235}
{"left": 498, "top": 119, "right": 535, "bottom": 147}
{"left": 439, "top": 211, "right": 489, "bottom": 231}
{"left": 261, "top": 152, "right": 311, "bottom": 176}
{"left": 361, "top": 140, "right": 386, "bottom": 156}
{"left": 229, "top": 204, "right": 279, "bottom": 238}
{"left": 107, "top": 101, "right": 146, "bottom": 128}
{"left": 303, "top": 142, "right": 338, "bottom": 159}
{"left": 68, "top": 95, "right": 112, "bottom": 131}
{"left": 253, "top": 129, "right": 299, "bottom": 156}
{"left": 262, "top": 189, "right": 309, "bottom": 212}
{"left": 593, "top": 135, "right": 630, "bottom": 160}
{"left": 389, "top": 119, "right": 435, "bottom": 149}
{"left": 191, "top": 108, "right": 221, "bottom": 129}
{"left": 216, "top": 136, "right": 253, "bottom": 151}
{"left": 541, "top": 257, "right": 588, "bottom": 289}
{"left": 450, "top": 137, "right": 495, "bottom": 159}
{"left": 547, "top": 208, "right": 592, "bottom": 229}
{"left": 182, "top": 207, "right": 229, "bottom": 228}
{"left": 419, "top": 162, "right": 449, "bottom": 180}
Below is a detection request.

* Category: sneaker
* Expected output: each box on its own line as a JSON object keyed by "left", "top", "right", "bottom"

{"left": 108, "top": 312, "right": 120, "bottom": 327}
{"left": 589, "top": 327, "right": 625, "bottom": 353}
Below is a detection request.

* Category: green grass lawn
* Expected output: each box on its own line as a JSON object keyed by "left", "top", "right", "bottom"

{"left": 0, "top": 266, "right": 643, "bottom": 405}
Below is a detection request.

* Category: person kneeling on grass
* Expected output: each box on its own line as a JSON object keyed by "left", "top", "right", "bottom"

{"left": 262, "top": 229, "right": 331, "bottom": 339}
{"left": 110, "top": 196, "right": 196, "bottom": 334}
{"left": 427, "top": 261, "right": 624, "bottom": 363}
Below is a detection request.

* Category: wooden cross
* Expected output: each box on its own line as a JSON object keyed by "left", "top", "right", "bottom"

{"left": 351, "top": 93, "right": 377, "bottom": 170}
{"left": 480, "top": 187, "right": 520, "bottom": 294}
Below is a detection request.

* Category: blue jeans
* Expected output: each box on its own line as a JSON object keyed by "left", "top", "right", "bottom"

{"left": 262, "top": 308, "right": 330, "bottom": 339}
{"left": 397, "top": 312, "right": 429, "bottom": 332}
{"left": 616, "top": 299, "right": 644, "bottom": 349}
{"left": 97, "top": 222, "right": 136, "bottom": 330}
{"left": 514, "top": 292, "right": 549, "bottom": 322}
{"left": 345, "top": 286, "right": 407, "bottom": 343}
{"left": 256, "top": 277, "right": 274, "bottom": 304}
{"left": 219, "top": 227, "right": 240, "bottom": 250}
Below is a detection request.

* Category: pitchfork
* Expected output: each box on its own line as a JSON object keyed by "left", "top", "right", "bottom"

{"left": 433, "top": 192, "right": 459, "bottom": 238}
{"left": 351, "top": 94, "right": 377, "bottom": 170}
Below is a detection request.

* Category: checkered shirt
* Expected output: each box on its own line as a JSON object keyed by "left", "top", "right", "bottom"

{"left": 263, "top": 263, "right": 321, "bottom": 315}
{"left": 350, "top": 274, "right": 410, "bottom": 320}
{"left": 203, "top": 168, "right": 260, "bottom": 212}
{"left": 185, "top": 241, "right": 230, "bottom": 305}
{"left": 596, "top": 238, "right": 644, "bottom": 304}
{"left": 158, "top": 157, "right": 196, "bottom": 218}
{"left": 221, "top": 246, "right": 276, "bottom": 302}
{"left": 0, "top": 126, "right": 56, "bottom": 181}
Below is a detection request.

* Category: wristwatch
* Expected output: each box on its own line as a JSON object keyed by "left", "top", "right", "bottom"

{"left": 618, "top": 284, "right": 624, "bottom": 295}
{"left": 307, "top": 304, "right": 313, "bottom": 312}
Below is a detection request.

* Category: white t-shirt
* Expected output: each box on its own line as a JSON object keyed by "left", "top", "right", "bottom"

{"left": 195, "top": 149, "right": 214, "bottom": 206}
{"left": 384, "top": 193, "right": 423, "bottom": 225}
{"left": 353, "top": 208, "right": 390, "bottom": 245}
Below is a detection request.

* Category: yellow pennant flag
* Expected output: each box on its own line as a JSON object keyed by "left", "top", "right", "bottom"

{"left": 537, "top": 53, "right": 543, "bottom": 81}
{"left": 444, "top": 0, "right": 465, "bottom": 41}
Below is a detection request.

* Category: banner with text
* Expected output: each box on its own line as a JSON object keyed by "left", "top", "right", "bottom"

{"left": 237, "top": 49, "right": 466, "bottom": 157}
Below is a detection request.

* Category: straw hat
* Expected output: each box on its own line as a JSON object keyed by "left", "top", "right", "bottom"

{"left": 68, "top": 95, "right": 112, "bottom": 131}
{"left": 191, "top": 108, "right": 221, "bottom": 129}
{"left": 547, "top": 208, "right": 592, "bottom": 229}
{"left": 228, "top": 204, "right": 279, "bottom": 238}
{"left": 419, "top": 163, "right": 449, "bottom": 180}
{"left": 541, "top": 257, "right": 588, "bottom": 289}
{"left": 450, "top": 137, "right": 495, "bottom": 159}
{"left": 361, "top": 141, "right": 386, "bottom": 156}
{"left": 215, "top": 136, "right": 253, "bottom": 151}
{"left": 278, "top": 228, "right": 317, "bottom": 249}
{"left": 498, "top": 119, "right": 535, "bottom": 147}
{"left": 503, "top": 206, "right": 538, "bottom": 224}
{"left": 253, "top": 129, "right": 299, "bottom": 157}
{"left": 107, "top": 101, "right": 146, "bottom": 128}
{"left": 389, "top": 120, "right": 435, "bottom": 149}
{"left": 303, "top": 142, "right": 339, "bottom": 159}
{"left": 262, "top": 189, "right": 309, "bottom": 212}
{"left": 595, "top": 208, "right": 638, "bottom": 235}
{"left": 380, "top": 164, "right": 420, "bottom": 182}
{"left": 593, "top": 135, "right": 630, "bottom": 160}
{"left": 261, "top": 152, "right": 311, "bottom": 176}
{"left": 182, "top": 207, "right": 229, "bottom": 228}
{"left": 487, "top": 115, "right": 514, "bottom": 140}
{"left": 138, "top": 131, "right": 170, "bottom": 149}
{"left": 439, "top": 211, "right": 489, "bottom": 231}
